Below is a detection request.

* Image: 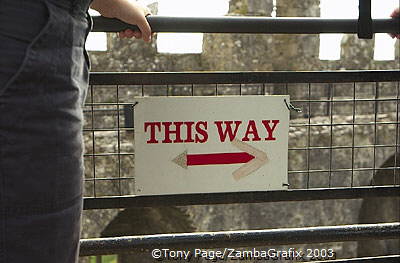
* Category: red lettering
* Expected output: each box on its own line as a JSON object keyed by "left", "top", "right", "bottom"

{"left": 262, "top": 120, "right": 280, "bottom": 141}
{"left": 183, "top": 121, "right": 195, "bottom": 143}
{"left": 144, "top": 122, "right": 161, "bottom": 144}
{"left": 214, "top": 121, "right": 242, "bottom": 142}
{"left": 162, "top": 122, "right": 184, "bottom": 143}
{"left": 195, "top": 121, "right": 208, "bottom": 143}
{"left": 242, "top": 120, "right": 261, "bottom": 141}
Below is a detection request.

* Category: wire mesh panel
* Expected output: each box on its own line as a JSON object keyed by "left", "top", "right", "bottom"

{"left": 83, "top": 71, "right": 399, "bottom": 203}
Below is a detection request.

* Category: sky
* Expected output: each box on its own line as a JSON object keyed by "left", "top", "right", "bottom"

{"left": 86, "top": 0, "right": 399, "bottom": 61}
{"left": 319, "top": 0, "right": 398, "bottom": 60}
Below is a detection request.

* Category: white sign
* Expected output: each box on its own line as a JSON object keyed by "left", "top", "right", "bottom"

{"left": 134, "top": 96, "right": 289, "bottom": 195}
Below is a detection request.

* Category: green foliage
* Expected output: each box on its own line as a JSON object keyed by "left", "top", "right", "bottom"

{"left": 89, "top": 255, "right": 117, "bottom": 263}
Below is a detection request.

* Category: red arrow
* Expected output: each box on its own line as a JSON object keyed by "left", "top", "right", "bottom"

{"left": 187, "top": 152, "right": 254, "bottom": 166}
{"left": 173, "top": 140, "right": 268, "bottom": 180}
{"left": 174, "top": 151, "right": 254, "bottom": 168}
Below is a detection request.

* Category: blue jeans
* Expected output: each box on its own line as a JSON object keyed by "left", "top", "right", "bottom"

{"left": 0, "top": 0, "right": 91, "bottom": 262}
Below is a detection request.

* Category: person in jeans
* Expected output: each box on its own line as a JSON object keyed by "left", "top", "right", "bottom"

{"left": 0, "top": 0, "right": 151, "bottom": 262}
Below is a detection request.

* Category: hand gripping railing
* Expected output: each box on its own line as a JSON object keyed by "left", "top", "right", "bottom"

{"left": 91, "top": 0, "right": 398, "bottom": 38}
{"left": 92, "top": 0, "right": 399, "bottom": 38}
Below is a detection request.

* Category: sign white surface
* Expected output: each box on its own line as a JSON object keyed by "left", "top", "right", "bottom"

{"left": 134, "top": 96, "right": 289, "bottom": 195}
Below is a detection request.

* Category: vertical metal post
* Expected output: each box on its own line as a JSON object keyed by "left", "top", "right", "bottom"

{"left": 358, "top": 0, "right": 373, "bottom": 39}
{"left": 123, "top": 104, "right": 134, "bottom": 129}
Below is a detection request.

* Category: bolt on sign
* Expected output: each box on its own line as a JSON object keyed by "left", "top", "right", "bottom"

{"left": 134, "top": 96, "right": 290, "bottom": 195}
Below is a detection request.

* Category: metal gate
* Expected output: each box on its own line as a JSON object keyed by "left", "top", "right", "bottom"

{"left": 80, "top": 2, "right": 400, "bottom": 261}
{"left": 82, "top": 71, "right": 400, "bottom": 203}
{"left": 80, "top": 71, "right": 400, "bottom": 260}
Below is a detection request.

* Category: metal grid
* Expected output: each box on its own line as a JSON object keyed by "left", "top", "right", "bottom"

{"left": 83, "top": 71, "right": 399, "bottom": 203}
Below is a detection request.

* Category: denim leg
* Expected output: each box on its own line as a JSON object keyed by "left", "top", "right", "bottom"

{"left": 0, "top": 1, "right": 91, "bottom": 262}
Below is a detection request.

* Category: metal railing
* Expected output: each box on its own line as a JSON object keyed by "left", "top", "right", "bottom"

{"left": 91, "top": 0, "right": 399, "bottom": 39}
{"left": 81, "top": 6, "right": 399, "bottom": 258}
{"left": 92, "top": 16, "right": 399, "bottom": 36}
{"left": 80, "top": 222, "right": 400, "bottom": 256}
{"left": 83, "top": 70, "right": 400, "bottom": 209}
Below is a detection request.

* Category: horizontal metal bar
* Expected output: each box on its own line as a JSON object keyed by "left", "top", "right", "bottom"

{"left": 81, "top": 122, "right": 399, "bottom": 132}
{"left": 79, "top": 223, "right": 400, "bottom": 256}
{"left": 83, "top": 152, "right": 134, "bottom": 157}
{"left": 288, "top": 166, "right": 398, "bottom": 174}
{"left": 82, "top": 144, "right": 398, "bottom": 156}
{"left": 83, "top": 167, "right": 398, "bottom": 178}
{"left": 314, "top": 255, "right": 399, "bottom": 263}
{"left": 83, "top": 102, "right": 133, "bottom": 106}
{"left": 89, "top": 70, "right": 400, "bottom": 85}
{"left": 91, "top": 16, "right": 399, "bottom": 34}
{"left": 83, "top": 108, "right": 125, "bottom": 113}
{"left": 82, "top": 98, "right": 399, "bottom": 104}
{"left": 290, "top": 121, "right": 399, "bottom": 127}
{"left": 82, "top": 128, "right": 133, "bottom": 132}
{"left": 84, "top": 177, "right": 135, "bottom": 182}
{"left": 292, "top": 98, "right": 398, "bottom": 103}
{"left": 83, "top": 186, "right": 399, "bottom": 210}
{"left": 289, "top": 144, "right": 399, "bottom": 151}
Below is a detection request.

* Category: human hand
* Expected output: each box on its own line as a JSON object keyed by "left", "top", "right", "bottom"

{"left": 91, "top": 0, "right": 153, "bottom": 42}
{"left": 390, "top": 8, "right": 399, "bottom": 39}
